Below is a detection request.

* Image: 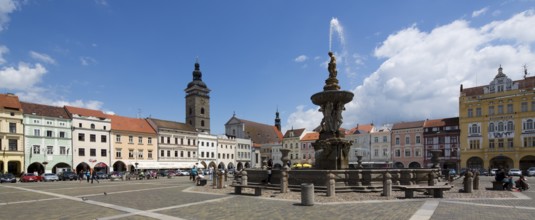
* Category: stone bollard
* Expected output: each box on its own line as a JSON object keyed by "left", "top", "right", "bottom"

{"left": 241, "top": 171, "right": 248, "bottom": 186}
{"left": 224, "top": 169, "right": 228, "bottom": 182}
{"left": 212, "top": 171, "right": 217, "bottom": 187}
{"left": 280, "top": 169, "right": 289, "bottom": 193}
{"left": 427, "top": 172, "right": 436, "bottom": 196}
{"left": 326, "top": 173, "right": 336, "bottom": 197}
{"left": 473, "top": 172, "right": 480, "bottom": 190}
{"left": 301, "top": 183, "right": 314, "bottom": 206}
{"left": 382, "top": 172, "right": 392, "bottom": 197}
{"left": 463, "top": 171, "right": 473, "bottom": 193}
{"left": 217, "top": 170, "right": 223, "bottom": 189}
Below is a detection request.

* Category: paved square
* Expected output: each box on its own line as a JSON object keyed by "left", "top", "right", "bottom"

{"left": 1, "top": 176, "right": 533, "bottom": 220}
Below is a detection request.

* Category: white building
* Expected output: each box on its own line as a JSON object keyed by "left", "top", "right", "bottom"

{"left": 197, "top": 132, "right": 218, "bottom": 169}
{"left": 65, "top": 106, "right": 111, "bottom": 173}
{"left": 217, "top": 135, "right": 236, "bottom": 171}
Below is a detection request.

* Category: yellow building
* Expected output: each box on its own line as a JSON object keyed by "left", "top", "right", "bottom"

{"left": 460, "top": 66, "right": 535, "bottom": 171}
{"left": 0, "top": 94, "right": 24, "bottom": 174}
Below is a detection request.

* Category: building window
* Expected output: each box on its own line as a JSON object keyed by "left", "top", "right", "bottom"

{"left": 507, "top": 104, "right": 513, "bottom": 113}
{"left": 148, "top": 137, "right": 152, "bottom": 144}
{"left": 160, "top": 136, "right": 164, "bottom": 143}
{"left": 201, "top": 120, "right": 205, "bottom": 127}
{"left": 167, "top": 137, "right": 170, "bottom": 144}
{"left": 129, "top": 136, "right": 133, "bottom": 143}
{"left": 469, "top": 139, "right": 480, "bottom": 149}
{"left": 498, "top": 139, "right": 504, "bottom": 148}
{"left": 175, "top": 151, "right": 178, "bottom": 157}
{"left": 78, "top": 133, "right": 85, "bottom": 141}
{"left": 101, "top": 149, "right": 107, "bottom": 157}
{"left": 395, "top": 149, "right": 401, "bottom": 157}
{"left": 129, "top": 150, "right": 134, "bottom": 158}
{"left": 91, "top": 124, "right": 95, "bottom": 129}
{"left": 79, "top": 148, "right": 85, "bottom": 156}
{"left": 498, "top": 105, "right": 504, "bottom": 114}
{"left": 90, "top": 134, "right": 96, "bottom": 142}
{"left": 532, "top": 101, "right": 535, "bottom": 111}
{"left": 507, "top": 138, "right": 513, "bottom": 148}
{"left": 148, "top": 150, "right": 153, "bottom": 159}
{"left": 522, "top": 102, "right": 528, "bottom": 112}
{"left": 498, "top": 122, "right": 504, "bottom": 132}
{"left": 405, "top": 149, "right": 411, "bottom": 157}
{"left": 489, "top": 123, "right": 495, "bottom": 132}
{"left": 101, "top": 135, "right": 107, "bottom": 143}
{"left": 9, "top": 123, "right": 16, "bottom": 133}
{"left": 488, "top": 106, "right": 495, "bottom": 116}
{"left": 416, "top": 136, "right": 421, "bottom": 144}
{"left": 395, "top": 137, "right": 400, "bottom": 145}
{"left": 116, "top": 135, "right": 121, "bottom": 142}
{"left": 405, "top": 137, "right": 410, "bottom": 145}
{"left": 116, "top": 149, "right": 122, "bottom": 158}
{"left": 476, "top": 108, "right": 482, "bottom": 116}
{"left": 383, "top": 148, "right": 388, "bottom": 156}
{"left": 467, "top": 109, "right": 473, "bottom": 117}
{"left": 60, "top": 146, "right": 66, "bottom": 155}
{"left": 79, "top": 123, "right": 82, "bottom": 128}
{"left": 47, "top": 146, "right": 53, "bottom": 154}
{"left": 167, "top": 150, "right": 171, "bottom": 157}
{"left": 34, "top": 129, "right": 40, "bottom": 136}
{"left": 59, "top": 131, "right": 65, "bottom": 138}
{"left": 138, "top": 150, "right": 143, "bottom": 159}
{"left": 489, "top": 139, "right": 495, "bottom": 149}
{"left": 33, "top": 145, "right": 40, "bottom": 154}
{"left": 374, "top": 149, "right": 379, "bottom": 157}
{"left": 138, "top": 137, "right": 143, "bottom": 144}
{"left": 383, "top": 136, "right": 387, "bottom": 142}
{"left": 90, "top": 148, "right": 96, "bottom": 157}
{"left": 201, "top": 108, "right": 205, "bottom": 114}
{"left": 160, "top": 150, "right": 164, "bottom": 157}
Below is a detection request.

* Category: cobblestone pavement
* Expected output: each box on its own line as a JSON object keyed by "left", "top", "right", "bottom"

{"left": 0, "top": 175, "right": 533, "bottom": 220}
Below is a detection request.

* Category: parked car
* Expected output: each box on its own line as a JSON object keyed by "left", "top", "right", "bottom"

{"left": 527, "top": 167, "right": 535, "bottom": 176}
{"left": 0, "top": 173, "right": 17, "bottom": 183}
{"left": 41, "top": 173, "right": 59, "bottom": 182}
{"left": 20, "top": 173, "right": 41, "bottom": 182}
{"left": 96, "top": 172, "right": 108, "bottom": 179}
{"left": 58, "top": 171, "right": 78, "bottom": 181}
{"left": 448, "top": 169, "right": 457, "bottom": 177}
{"left": 508, "top": 168, "right": 522, "bottom": 176}
{"left": 177, "top": 170, "right": 189, "bottom": 176}
{"left": 490, "top": 168, "right": 498, "bottom": 176}
{"left": 108, "top": 171, "right": 124, "bottom": 179}
{"left": 478, "top": 168, "right": 489, "bottom": 176}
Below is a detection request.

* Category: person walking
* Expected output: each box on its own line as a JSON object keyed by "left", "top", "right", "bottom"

{"left": 85, "top": 170, "right": 91, "bottom": 183}
{"left": 91, "top": 169, "right": 99, "bottom": 184}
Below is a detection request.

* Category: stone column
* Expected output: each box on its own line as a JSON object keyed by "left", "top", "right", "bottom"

{"left": 326, "top": 173, "right": 336, "bottom": 197}
{"left": 241, "top": 171, "right": 248, "bottom": 186}
{"left": 212, "top": 170, "right": 217, "bottom": 188}
{"left": 280, "top": 168, "right": 289, "bottom": 193}
{"left": 473, "top": 172, "right": 479, "bottom": 190}
{"left": 224, "top": 169, "right": 228, "bottom": 182}
{"left": 382, "top": 172, "right": 392, "bottom": 197}
{"left": 463, "top": 171, "right": 473, "bottom": 193}
{"left": 217, "top": 170, "right": 223, "bottom": 189}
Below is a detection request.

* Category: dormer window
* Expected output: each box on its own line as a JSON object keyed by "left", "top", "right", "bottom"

{"left": 91, "top": 124, "right": 95, "bottom": 129}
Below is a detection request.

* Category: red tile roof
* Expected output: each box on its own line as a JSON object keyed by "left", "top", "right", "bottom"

{"left": 64, "top": 106, "right": 107, "bottom": 118}
{"left": 301, "top": 132, "right": 319, "bottom": 141}
{"left": 147, "top": 118, "right": 197, "bottom": 132}
{"left": 283, "top": 128, "right": 306, "bottom": 138}
{"left": 21, "top": 102, "right": 70, "bottom": 119}
{"left": 107, "top": 114, "right": 156, "bottom": 134}
{"left": 0, "top": 93, "right": 22, "bottom": 110}
{"left": 424, "top": 117, "right": 459, "bottom": 128}
{"left": 346, "top": 124, "right": 374, "bottom": 135}
{"left": 392, "top": 120, "right": 425, "bottom": 130}
{"left": 231, "top": 118, "right": 283, "bottom": 144}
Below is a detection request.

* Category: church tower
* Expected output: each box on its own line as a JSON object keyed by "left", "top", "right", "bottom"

{"left": 185, "top": 60, "right": 211, "bottom": 133}
{"left": 274, "top": 109, "right": 281, "bottom": 132}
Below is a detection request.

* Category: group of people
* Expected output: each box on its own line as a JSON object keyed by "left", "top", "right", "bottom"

{"left": 76, "top": 169, "right": 99, "bottom": 184}
{"left": 495, "top": 168, "right": 529, "bottom": 191}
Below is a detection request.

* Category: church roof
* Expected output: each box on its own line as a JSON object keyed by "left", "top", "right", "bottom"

{"left": 226, "top": 116, "right": 283, "bottom": 144}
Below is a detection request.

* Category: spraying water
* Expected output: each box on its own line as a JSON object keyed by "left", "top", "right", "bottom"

{"left": 329, "top": 17, "right": 345, "bottom": 52}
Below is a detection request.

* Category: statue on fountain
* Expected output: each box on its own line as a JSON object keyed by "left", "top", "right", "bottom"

{"left": 328, "top": 51, "right": 337, "bottom": 79}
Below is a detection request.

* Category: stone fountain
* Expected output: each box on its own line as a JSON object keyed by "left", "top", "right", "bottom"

{"left": 311, "top": 52, "right": 354, "bottom": 170}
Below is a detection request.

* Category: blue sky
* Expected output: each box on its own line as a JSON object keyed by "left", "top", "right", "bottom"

{"left": 1, "top": 0, "right": 535, "bottom": 135}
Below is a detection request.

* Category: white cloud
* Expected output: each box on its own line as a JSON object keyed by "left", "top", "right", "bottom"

{"left": 287, "top": 10, "right": 535, "bottom": 131}
{"left": 30, "top": 51, "right": 56, "bottom": 64}
{"left": 0, "top": 0, "right": 18, "bottom": 32}
{"left": 94, "top": 0, "right": 108, "bottom": 6}
{"left": 284, "top": 105, "right": 322, "bottom": 131}
{"left": 0, "top": 45, "right": 8, "bottom": 64}
{"left": 294, "top": 55, "right": 308, "bottom": 62}
{"left": 472, "top": 7, "right": 488, "bottom": 18}
{"left": 0, "top": 62, "right": 47, "bottom": 90}
{"left": 80, "top": 56, "right": 97, "bottom": 66}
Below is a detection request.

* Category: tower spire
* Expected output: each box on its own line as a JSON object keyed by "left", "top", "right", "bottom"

{"left": 275, "top": 107, "right": 281, "bottom": 132}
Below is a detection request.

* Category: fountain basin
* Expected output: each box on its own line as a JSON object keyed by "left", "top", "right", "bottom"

{"left": 311, "top": 90, "right": 354, "bottom": 106}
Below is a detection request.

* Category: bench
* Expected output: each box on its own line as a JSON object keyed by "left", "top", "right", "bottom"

{"left": 230, "top": 184, "right": 266, "bottom": 196}
{"left": 398, "top": 185, "right": 453, "bottom": 198}
{"left": 491, "top": 181, "right": 504, "bottom": 190}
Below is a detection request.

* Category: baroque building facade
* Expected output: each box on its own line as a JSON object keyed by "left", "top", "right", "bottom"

{"left": 460, "top": 66, "right": 535, "bottom": 170}
{"left": 0, "top": 94, "right": 24, "bottom": 174}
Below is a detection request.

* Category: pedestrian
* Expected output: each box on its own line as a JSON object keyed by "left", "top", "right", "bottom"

{"left": 190, "top": 165, "right": 198, "bottom": 182}
{"left": 78, "top": 170, "right": 83, "bottom": 183}
{"left": 208, "top": 167, "right": 213, "bottom": 181}
{"left": 85, "top": 170, "right": 91, "bottom": 183}
{"left": 267, "top": 166, "right": 272, "bottom": 184}
{"left": 91, "top": 170, "right": 99, "bottom": 184}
